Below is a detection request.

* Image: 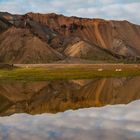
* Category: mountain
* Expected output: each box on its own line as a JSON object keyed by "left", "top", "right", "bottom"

{"left": 0, "top": 12, "right": 12, "bottom": 32}
{"left": 0, "top": 12, "right": 140, "bottom": 63}
{"left": 0, "top": 27, "right": 63, "bottom": 63}
{"left": 64, "top": 40, "right": 114, "bottom": 60}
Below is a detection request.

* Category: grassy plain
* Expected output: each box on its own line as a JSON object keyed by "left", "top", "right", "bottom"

{"left": 0, "top": 64, "right": 140, "bottom": 81}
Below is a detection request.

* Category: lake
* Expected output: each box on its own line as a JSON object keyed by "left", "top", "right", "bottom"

{"left": 0, "top": 76, "right": 140, "bottom": 140}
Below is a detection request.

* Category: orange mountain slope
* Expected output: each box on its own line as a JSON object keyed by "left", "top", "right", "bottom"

{"left": 0, "top": 12, "right": 140, "bottom": 63}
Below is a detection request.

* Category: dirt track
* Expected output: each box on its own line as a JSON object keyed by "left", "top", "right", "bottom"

{"left": 15, "top": 64, "right": 140, "bottom": 71}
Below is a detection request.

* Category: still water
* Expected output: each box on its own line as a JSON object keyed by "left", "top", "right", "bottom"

{"left": 0, "top": 77, "right": 140, "bottom": 140}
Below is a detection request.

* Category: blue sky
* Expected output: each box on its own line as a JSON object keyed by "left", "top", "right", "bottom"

{"left": 0, "top": 0, "right": 140, "bottom": 24}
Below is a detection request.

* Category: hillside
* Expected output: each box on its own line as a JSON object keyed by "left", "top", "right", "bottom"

{"left": 0, "top": 12, "right": 140, "bottom": 63}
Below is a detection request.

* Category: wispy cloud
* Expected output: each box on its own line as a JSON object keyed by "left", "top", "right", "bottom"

{"left": 0, "top": 0, "right": 140, "bottom": 24}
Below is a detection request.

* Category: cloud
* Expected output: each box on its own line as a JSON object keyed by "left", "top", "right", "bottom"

{"left": 0, "top": 100, "right": 140, "bottom": 140}
{"left": 0, "top": 0, "right": 140, "bottom": 24}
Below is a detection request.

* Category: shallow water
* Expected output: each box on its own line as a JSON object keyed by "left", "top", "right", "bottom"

{"left": 0, "top": 77, "right": 140, "bottom": 139}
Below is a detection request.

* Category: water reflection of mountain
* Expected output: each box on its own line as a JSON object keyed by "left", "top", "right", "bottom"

{"left": 0, "top": 77, "right": 140, "bottom": 116}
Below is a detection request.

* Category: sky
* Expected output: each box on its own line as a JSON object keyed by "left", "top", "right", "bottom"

{"left": 0, "top": 100, "right": 140, "bottom": 140}
{"left": 0, "top": 0, "right": 140, "bottom": 24}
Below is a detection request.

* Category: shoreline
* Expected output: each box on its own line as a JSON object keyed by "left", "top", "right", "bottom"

{"left": 0, "top": 64, "right": 140, "bottom": 81}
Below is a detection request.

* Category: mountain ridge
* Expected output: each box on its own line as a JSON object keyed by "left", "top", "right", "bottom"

{"left": 0, "top": 12, "right": 140, "bottom": 63}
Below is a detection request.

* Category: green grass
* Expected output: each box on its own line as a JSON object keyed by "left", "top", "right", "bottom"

{"left": 0, "top": 67, "right": 139, "bottom": 81}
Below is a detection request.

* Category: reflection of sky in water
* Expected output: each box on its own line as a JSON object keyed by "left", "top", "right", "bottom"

{"left": 0, "top": 100, "right": 140, "bottom": 140}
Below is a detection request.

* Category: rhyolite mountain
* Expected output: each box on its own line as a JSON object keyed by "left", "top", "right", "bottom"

{"left": 0, "top": 12, "right": 140, "bottom": 63}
